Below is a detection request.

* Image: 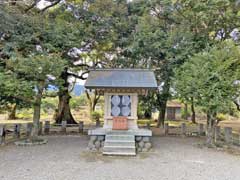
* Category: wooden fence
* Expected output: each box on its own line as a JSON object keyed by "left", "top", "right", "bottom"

{"left": 163, "top": 122, "right": 240, "bottom": 146}
{"left": 0, "top": 121, "right": 87, "bottom": 145}
{"left": 1, "top": 121, "right": 239, "bottom": 146}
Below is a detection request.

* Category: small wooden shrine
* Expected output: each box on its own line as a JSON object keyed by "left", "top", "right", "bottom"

{"left": 85, "top": 69, "right": 157, "bottom": 155}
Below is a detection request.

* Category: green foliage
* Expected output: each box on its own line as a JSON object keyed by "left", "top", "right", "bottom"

{"left": 70, "top": 95, "right": 88, "bottom": 110}
{"left": 138, "top": 96, "right": 154, "bottom": 119}
{"left": 41, "top": 98, "right": 58, "bottom": 113}
{"left": 174, "top": 41, "right": 240, "bottom": 116}
{"left": 91, "top": 110, "right": 103, "bottom": 122}
{"left": 216, "top": 113, "right": 227, "bottom": 122}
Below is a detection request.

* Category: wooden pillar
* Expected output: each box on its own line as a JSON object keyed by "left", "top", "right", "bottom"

{"left": 44, "top": 121, "right": 50, "bottom": 135}
{"left": 14, "top": 124, "right": 21, "bottom": 139}
{"left": 79, "top": 121, "right": 84, "bottom": 133}
{"left": 198, "top": 123, "right": 204, "bottom": 136}
{"left": 164, "top": 123, "right": 169, "bottom": 135}
{"left": 181, "top": 123, "right": 186, "bottom": 137}
{"left": 26, "top": 123, "right": 33, "bottom": 137}
{"left": 0, "top": 125, "right": 5, "bottom": 145}
{"left": 103, "top": 93, "right": 110, "bottom": 129}
{"left": 38, "top": 122, "right": 43, "bottom": 135}
{"left": 214, "top": 126, "right": 221, "bottom": 143}
{"left": 61, "top": 121, "right": 67, "bottom": 133}
{"left": 132, "top": 94, "right": 138, "bottom": 128}
{"left": 224, "top": 127, "right": 232, "bottom": 144}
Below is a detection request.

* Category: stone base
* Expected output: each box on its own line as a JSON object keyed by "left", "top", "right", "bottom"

{"left": 135, "top": 136, "right": 152, "bottom": 152}
{"left": 88, "top": 128, "right": 152, "bottom": 153}
{"left": 87, "top": 135, "right": 105, "bottom": 152}
{"left": 15, "top": 138, "right": 48, "bottom": 146}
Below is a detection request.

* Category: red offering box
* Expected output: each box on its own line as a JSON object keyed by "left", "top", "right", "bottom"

{"left": 112, "top": 116, "right": 128, "bottom": 130}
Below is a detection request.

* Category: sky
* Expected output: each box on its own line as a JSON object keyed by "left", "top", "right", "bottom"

{"left": 37, "top": 0, "right": 51, "bottom": 9}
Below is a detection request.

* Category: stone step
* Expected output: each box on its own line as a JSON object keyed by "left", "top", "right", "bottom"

{"left": 106, "top": 130, "right": 134, "bottom": 135}
{"left": 103, "top": 151, "right": 136, "bottom": 156}
{"left": 103, "top": 131, "right": 136, "bottom": 156}
{"left": 104, "top": 141, "right": 135, "bottom": 147}
{"left": 103, "top": 147, "right": 136, "bottom": 156}
{"left": 105, "top": 135, "right": 135, "bottom": 141}
{"left": 104, "top": 146, "right": 135, "bottom": 150}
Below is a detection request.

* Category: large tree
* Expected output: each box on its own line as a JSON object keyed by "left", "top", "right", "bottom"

{"left": 174, "top": 41, "right": 240, "bottom": 145}
{"left": 0, "top": 6, "right": 65, "bottom": 139}
{"left": 117, "top": 0, "right": 240, "bottom": 127}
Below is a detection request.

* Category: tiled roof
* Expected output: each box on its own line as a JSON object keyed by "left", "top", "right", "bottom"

{"left": 84, "top": 69, "right": 158, "bottom": 89}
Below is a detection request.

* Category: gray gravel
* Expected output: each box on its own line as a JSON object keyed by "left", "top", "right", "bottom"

{"left": 0, "top": 135, "right": 240, "bottom": 180}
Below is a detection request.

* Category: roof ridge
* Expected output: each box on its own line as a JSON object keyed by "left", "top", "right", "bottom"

{"left": 89, "top": 68, "right": 155, "bottom": 72}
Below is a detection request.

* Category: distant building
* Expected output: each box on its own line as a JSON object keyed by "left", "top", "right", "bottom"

{"left": 166, "top": 101, "right": 182, "bottom": 120}
{"left": 152, "top": 100, "right": 182, "bottom": 120}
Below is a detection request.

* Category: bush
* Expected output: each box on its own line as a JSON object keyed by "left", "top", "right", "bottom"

{"left": 91, "top": 111, "right": 103, "bottom": 122}
{"left": 137, "top": 103, "right": 145, "bottom": 119}
{"left": 216, "top": 113, "right": 227, "bottom": 122}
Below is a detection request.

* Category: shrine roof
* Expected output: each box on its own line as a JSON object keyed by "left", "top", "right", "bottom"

{"left": 84, "top": 69, "right": 158, "bottom": 89}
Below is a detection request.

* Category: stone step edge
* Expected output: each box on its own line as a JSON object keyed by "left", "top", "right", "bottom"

{"left": 106, "top": 134, "right": 135, "bottom": 138}
{"left": 103, "top": 152, "right": 136, "bottom": 156}
{"left": 105, "top": 140, "right": 135, "bottom": 142}
{"left": 103, "top": 146, "right": 135, "bottom": 149}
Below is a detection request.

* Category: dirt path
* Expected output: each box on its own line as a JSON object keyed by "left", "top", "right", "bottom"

{"left": 0, "top": 135, "right": 240, "bottom": 180}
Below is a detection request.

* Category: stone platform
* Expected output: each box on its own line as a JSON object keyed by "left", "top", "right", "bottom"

{"left": 88, "top": 128, "right": 152, "bottom": 155}
{"left": 88, "top": 128, "right": 152, "bottom": 137}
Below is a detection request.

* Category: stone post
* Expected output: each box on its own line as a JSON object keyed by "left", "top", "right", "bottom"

{"left": 79, "top": 121, "right": 84, "bottom": 134}
{"left": 26, "top": 123, "right": 33, "bottom": 137}
{"left": 214, "top": 126, "right": 221, "bottom": 143}
{"left": 224, "top": 127, "right": 232, "bottom": 144}
{"left": 14, "top": 124, "right": 21, "bottom": 139}
{"left": 96, "top": 120, "right": 100, "bottom": 127}
{"left": 181, "top": 123, "right": 186, "bottom": 137}
{"left": 239, "top": 130, "right": 240, "bottom": 146}
{"left": 198, "top": 123, "right": 204, "bottom": 136}
{"left": 146, "top": 122, "right": 151, "bottom": 129}
{"left": 44, "top": 121, "right": 50, "bottom": 135}
{"left": 61, "top": 121, "right": 67, "bottom": 133}
{"left": 164, "top": 123, "right": 169, "bottom": 135}
{"left": 0, "top": 125, "right": 5, "bottom": 145}
{"left": 38, "top": 122, "right": 43, "bottom": 135}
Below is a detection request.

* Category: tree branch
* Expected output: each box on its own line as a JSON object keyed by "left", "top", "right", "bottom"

{"left": 10, "top": 95, "right": 34, "bottom": 104}
{"left": 234, "top": 100, "right": 240, "bottom": 111}
{"left": 67, "top": 71, "right": 88, "bottom": 80}
{"left": 25, "top": 0, "right": 41, "bottom": 13}
{"left": 40, "top": 0, "right": 61, "bottom": 13}
{"left": 85, "top": 90, "right": 91, "bottom": 101}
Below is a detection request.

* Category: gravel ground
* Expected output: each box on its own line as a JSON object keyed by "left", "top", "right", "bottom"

{"left": 0, "top": 135, "right": 240, "bottom": 180}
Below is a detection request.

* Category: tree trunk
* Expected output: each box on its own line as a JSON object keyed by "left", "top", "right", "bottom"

{"left": 55, "top": 92, "right": 77, "bottom": 124}
{"left": 156, "top": 79, "right": 170, "bottom": 128}
{"left": 88, "top": 100, "right": 93, "bottom": 121}
{"left": 184, "top": 103, "right": 188, "bottom": 120}
{"left": 8, "top": 104, "right": 17, "bottom": 120}
{"left": 191, "top": 97, "right": 196, "bottom": 123}
{"left": 233, "top": 100, "right": 240, "bottom": 111}
{"left": 85, "top": 90, "right": 100, "bottom": 121}
{"left": 157, "top": 99, "right": 168, "bottom": 127}
{"left": 55, "top": 68, "right": 77, "bottom": 124}
{"left": 31, "top": 81, "right": 44, "bottom": 140}
{"left": 206, "top": 111, "right": 217, "bottom": 146}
